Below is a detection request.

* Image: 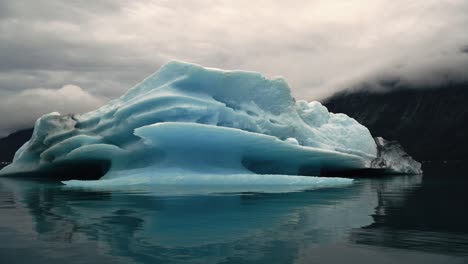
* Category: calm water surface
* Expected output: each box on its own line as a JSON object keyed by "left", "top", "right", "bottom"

{"left": 0, "top": 163, "right": 467, "bottom": 264}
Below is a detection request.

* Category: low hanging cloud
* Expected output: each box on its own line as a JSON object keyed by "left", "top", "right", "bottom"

{"left": 0, "top": 0, "right": 467, "bottom": 135}
{"left": 0, "top": 85, "right": 105, "bottom": 137}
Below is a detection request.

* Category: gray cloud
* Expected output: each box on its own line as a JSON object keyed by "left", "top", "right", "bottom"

{"left": 1, "top": 0, "right": 467, "bottom": 135}
{"left": 0, "top": 85, "right": 105, "bottom": 137}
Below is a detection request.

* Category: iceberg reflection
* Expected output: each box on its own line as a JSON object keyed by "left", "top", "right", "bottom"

{"left": 0, "top": 174, "right": 428, "bottom": 263}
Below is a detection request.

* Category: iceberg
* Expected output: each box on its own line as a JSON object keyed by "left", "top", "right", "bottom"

{"left": 0, "top": 61, "right": 417, "bottom": 189}
{"left": 371, "top": 137, "right": 423, "bottom": 174}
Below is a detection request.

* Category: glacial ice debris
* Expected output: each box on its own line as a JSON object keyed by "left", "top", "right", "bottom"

{"left": 371, "top": 137, "right": 423, "bottom": 174}
{"left": 0, "top": 61, "right": 420, "bottom": 187}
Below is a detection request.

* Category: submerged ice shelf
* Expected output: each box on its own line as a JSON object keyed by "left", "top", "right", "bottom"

{"left": 0, "top": 61, "right": 420, "bottom": 190}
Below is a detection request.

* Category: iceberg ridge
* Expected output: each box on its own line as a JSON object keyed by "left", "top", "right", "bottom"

{"left": 0, "top": 61, "right": 384, "bottom": 189}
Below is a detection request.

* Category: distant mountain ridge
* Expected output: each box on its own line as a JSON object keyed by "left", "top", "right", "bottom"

{"left": 323, "top": 83, "right": 468, "bottom": 162}
{"left": 0, "top": 128, "right": 33, "bottom": 167}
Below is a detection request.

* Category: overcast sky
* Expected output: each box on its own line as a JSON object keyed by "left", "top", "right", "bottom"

{"left": 1, "top": 0, "right": 467, "bottom": 136}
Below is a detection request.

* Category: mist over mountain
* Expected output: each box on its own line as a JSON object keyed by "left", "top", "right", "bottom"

{"left": 324, "top": 82, "right": 468, "bottom": 162}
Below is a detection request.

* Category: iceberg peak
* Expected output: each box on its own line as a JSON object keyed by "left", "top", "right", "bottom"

{"left": 0, "top": 60, "right": 395, "bottom": 189}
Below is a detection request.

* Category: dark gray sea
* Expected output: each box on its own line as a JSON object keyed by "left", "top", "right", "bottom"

{"left": 0, "top": 163, "right": 467, "bottom": 264}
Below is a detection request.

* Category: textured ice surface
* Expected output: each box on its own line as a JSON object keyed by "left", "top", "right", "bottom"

{"left": 372, "top": 137, "right": 423, "bottom": 174}
{"left": 0, "top": 61, "right": 379, "bottom": 188}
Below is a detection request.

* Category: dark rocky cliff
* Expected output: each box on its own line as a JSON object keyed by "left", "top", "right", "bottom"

{"left": 324, "top": 83, "right": 468, "bottom": 162}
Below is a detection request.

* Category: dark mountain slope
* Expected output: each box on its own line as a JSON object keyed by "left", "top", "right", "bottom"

{"left": 324, "top": 83, "right": 468, "bottom": 162}
{"left": 0, "top": 128, "right": 33, "bottom": 165}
